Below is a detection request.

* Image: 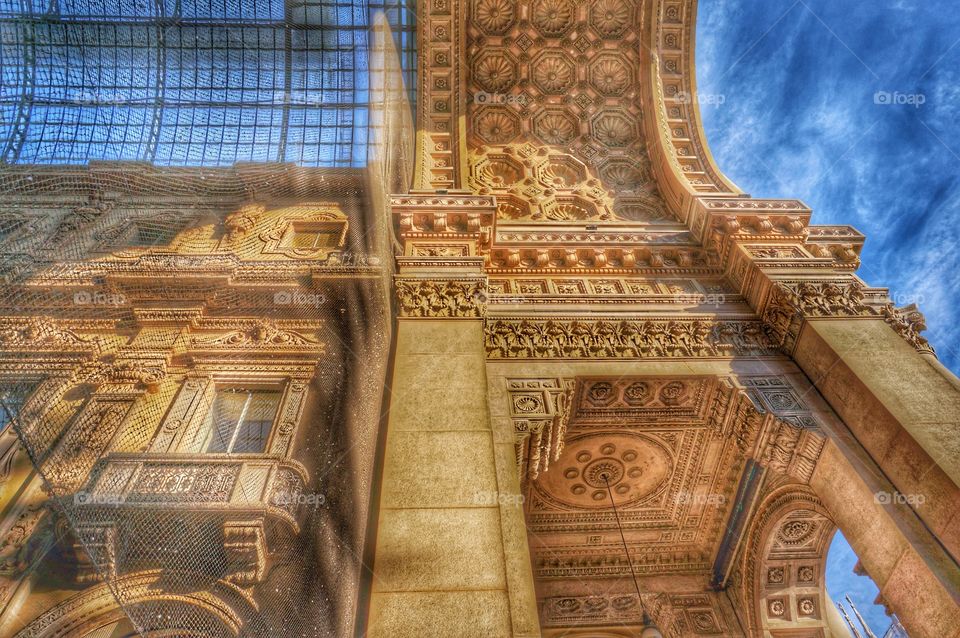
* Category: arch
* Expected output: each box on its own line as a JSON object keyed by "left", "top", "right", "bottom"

{"left": 736, "top": 484, "right": 839, "bottom": 637}
{"left": 13, "top": 570, "right": 257, "bottom": 638}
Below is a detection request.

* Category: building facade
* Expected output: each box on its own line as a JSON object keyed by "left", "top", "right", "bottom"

{"left": 0, "top": 0, "right": 958, "bottom": 637}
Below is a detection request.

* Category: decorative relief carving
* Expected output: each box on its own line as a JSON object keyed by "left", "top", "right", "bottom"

{"left": 508, "top": 378, "right": 572, "bottom": 483}
{"left": 49, "top": 194, "right": 114, "bottom": 246}
{"left": 591, "top": 110, "right": 637, "bottom": 148}
{"left": 87, "top": 355, "right": 167, "bottom": 392}
{"left": 0, "top": 317, "right": 93, "bottom": 351}
{"left": 473, "top": 0, "right": 517, "bottom": 34}
{"left": 191, "top": 320, "right": 322, "bottom": 349}
{"left": 474, "top": 106, "right": 521, "bottom": 145}
{"left": 531, "top": 52, "right": 577, "bottom": 95}
{"left": 473, "top": 50, "right": 518, "bottom": 93}
{"left": 589, "top": 0, "right": 635, "bottom": 38}
{"left": 530, "top": 0, "right": 577, "bottom": 37}
{"left": 130, "top": 464, "right": 239, "bottom": 503}
{"left": 763, "top": 281, "right": 872, "bottom": 351}
{"left": 396, "top": 278, "right": 487, "bottom": 318}
{"left": 536, "top": 432, "right": 673, "bottom": 509}
{"left": 531, "top": 110, "right": 580, "bottom": 146}
{"left": 465, "top": 0, "right": 674, "bottom": 219}
{"left": 223, "top": 521, "right": 267, "bottom": 586}
{"left": 45, "top": 400, "right": 131, "bottom": 491}
{"left": 223, "top": 203, "right": 263, "bottom": 243}
{"left": 762, "top": 280, "right": 935, "bottom": 356}
{"left": 881, "top": 302, "right": 935, "bottom": 355}
{"left": 485, "top": 319, "right": 776, "bottom": 358}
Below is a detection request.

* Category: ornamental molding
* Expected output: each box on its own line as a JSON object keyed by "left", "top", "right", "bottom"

{"left": 507, "top": 378, "right": 574, "bottom": 486}
{"left": 762, "top": 281, "right": 934, "bottom": 355}
{"left": 881, "top": 303, "right": 935, "bottom": 356}
{"left": 189, "top": 319, "right": 325, "bottom": 351}
{"left": 486, "top": 245, "right": 717, "bottom": 273}
{"left": 0, "top": 317, "right": 98, "bottom": 354}
{"left": 395, "top": 277, "right": 488, "bottom": 318}
{"left": 85, "top": 354, "right": 168, "bottom": 392}
{"left": 485, "top": 318, "right": 778, "bottom": 359}
{"left": 12, "top": 570, "right": 248, "bottom": 638}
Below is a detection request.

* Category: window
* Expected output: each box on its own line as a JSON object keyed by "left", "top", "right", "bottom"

{"left": 0, "top": 383, "right": 34, "bottom": 431}
{"left": 289, "top": 222, "right": 344, "bottom": 251}
{"left": 205, "top": 388, "right": 282, "bottom": 454}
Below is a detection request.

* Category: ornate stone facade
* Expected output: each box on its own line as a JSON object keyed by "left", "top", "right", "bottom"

{"left": 1, "top": 1, "right": 959, "bottom": 638}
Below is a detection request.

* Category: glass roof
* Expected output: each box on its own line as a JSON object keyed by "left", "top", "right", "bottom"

{"left": 0, "top": 0, "right": 416, "bottom": 167}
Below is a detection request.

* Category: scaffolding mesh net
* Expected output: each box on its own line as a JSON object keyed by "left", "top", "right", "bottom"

{"left": 0, "top": 0, "right": 415, "bottom": 635}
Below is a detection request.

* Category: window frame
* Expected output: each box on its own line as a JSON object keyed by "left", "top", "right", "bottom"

{"left": 201, "top": 384, "right": 284, "bottom": 455}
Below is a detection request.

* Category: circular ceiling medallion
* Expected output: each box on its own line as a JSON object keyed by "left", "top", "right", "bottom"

{"left": 536, "top": 432, "right": 673, "bottom": 509}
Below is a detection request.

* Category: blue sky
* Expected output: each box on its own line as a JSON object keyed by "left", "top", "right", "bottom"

{"left": 697, "top": 0, "right": 960, "bottom": 633}
{"left": 697, "top": 0, "right": 960, "bottom": 376}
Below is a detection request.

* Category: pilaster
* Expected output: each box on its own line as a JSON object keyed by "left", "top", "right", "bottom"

{"left": 366, "top": 194, "right": 539, "bottom": 637}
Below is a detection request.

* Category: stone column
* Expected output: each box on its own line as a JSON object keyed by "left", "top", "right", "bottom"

{"left": 762, "top": 283, "right": 960, "bottom": 564}
{"left": 365, "top": 197, "right": 539, "bottom": 638}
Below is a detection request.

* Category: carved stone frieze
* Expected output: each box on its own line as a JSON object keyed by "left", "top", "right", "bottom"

{"left": 487, "top": 245, "right": 715, "bottom": 272}
{"left": 762, "top": 280, "right": 935, "bottom": 356}
{"left": 86, "top": 354, "right": 168, "bottom": 392}
{"left": 395, "top": 278, "right": 488, "bottom": 318}
{"left": 485, "top": 318, "right": 777, "bottom": 359}
{"left": 0, "top": 317, "right": 96, "bottom": 353}
{"left": 190, "top": 319, "right": 324, "bottom": 350}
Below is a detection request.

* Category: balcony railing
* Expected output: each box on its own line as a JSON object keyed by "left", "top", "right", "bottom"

{"left": 66, "top": 453, "right": 311, "bottom": 585}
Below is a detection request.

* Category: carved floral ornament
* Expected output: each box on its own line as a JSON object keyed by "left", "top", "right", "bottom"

{"left": 190, "top": 320, "right": 325, "bottom": 351}
{"left": 485, "top": 318, "right": 777, "bottom": 359}
{"left": 0, "top": 317, "right": 94, "bottom": 351}
{"left": 395, "top": 278, "right": 488, "bottom": 318}
{"left": 763, "top": 280, "right": 935, "bottom": 355}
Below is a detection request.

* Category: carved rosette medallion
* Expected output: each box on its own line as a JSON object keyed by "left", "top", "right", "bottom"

{"left": 536, "top": 433, "right": 672, "bottom": 509}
